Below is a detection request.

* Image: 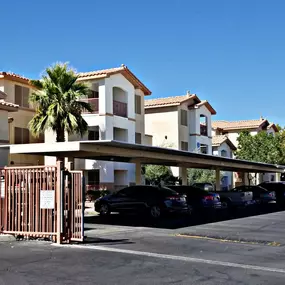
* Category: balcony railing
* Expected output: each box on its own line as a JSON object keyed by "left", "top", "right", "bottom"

{"left": 80, "top": 98, "right": 99, "bottom": 114}
{"left": 200, "top": 124, "right": 208, "bottom": 136}
{"left": 113, "top": 100, "right": 127, "bottom": 117}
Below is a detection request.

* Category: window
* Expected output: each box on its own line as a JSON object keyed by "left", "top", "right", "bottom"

{"left": 88, "top": 127, "right": 100, "bottom": 140}
{"left": 135, "top": 132, "right": 142, "bottom": 144}
{"left": 180, "top": 110, "right": 188, "bottom": 126}
{"left": 88, "top": 90, "right": 99, "bottom": 99}
{"left": 200, "top": 144, "right": 208, "bottom": 154}
{"left": 15, "top": 85, "right": 29, "bottom": 108}
{"left": 135, "top": 95, "right": 141, "bottom": 114}
{"left": 200, "top": 115, "right": 208, "bottom": 136}
{"left": 221, "top": 150, "right": 227, "bottom": 157}
{"left": 14, "top": 127, "right": 29, "bottom": 144}
{"left": 181, "top": 141, "right": 188, "bottom": 151}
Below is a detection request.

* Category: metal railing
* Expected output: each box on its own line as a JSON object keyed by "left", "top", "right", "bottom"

{"left": 113, "top": 100, "right": 127, "bottom": 117}
{"left": 80, "top": 98, "right": 99, "bottom": 114}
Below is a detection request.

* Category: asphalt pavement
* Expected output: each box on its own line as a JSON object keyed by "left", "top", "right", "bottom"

{"left": 1, "top": 210, "right": 285, "bottom": 284}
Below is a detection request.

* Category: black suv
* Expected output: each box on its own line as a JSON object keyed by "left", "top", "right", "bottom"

{"left": 94, "top": 185, "right": 189, "bottom": 218}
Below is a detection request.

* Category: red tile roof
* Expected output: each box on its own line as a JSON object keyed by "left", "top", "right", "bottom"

{"left": 145, "top": 94, "right": 200, "bottom": 109}
{"left": 191, "top": 100, "right": 216, "bottom": 115}
{"left": 0, "top": 100, "right": 19, "bottom": 110}
{"left": 0, "top": 72, "right": 30, "bottom": 85}
{"left": 212, "top": 135, "right": 236, "bottom": 150}
{"left": 77, "top": 64, "right": 151, "bottom": 95}
{"left": 212, "top": 119, "right": 269, "bottom": 131}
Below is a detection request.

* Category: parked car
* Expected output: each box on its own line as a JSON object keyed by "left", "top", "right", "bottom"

{"left": 167, "top": 185, "right": 222, "bottom": 214}
{"left": 232, "top": 185, "right": 276, "bottom": 205}
{"left": 192, "top": 182, "right": 215, "bottom": 191}
{"left": 94, "top": 185, "right": 189, "bottom": 218}
{"left": 213, "top": 187, "right": 254, "bottom": 209}
{"left": 258, "top": 182, "right": 285, "bottom": 207}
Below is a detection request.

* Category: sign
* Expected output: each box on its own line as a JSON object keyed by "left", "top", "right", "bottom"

{"left": 0, "top": 177, "right": 4, "bottom": 198}
{"left": 40, "top": 190, "right": 55, "bottom": 209}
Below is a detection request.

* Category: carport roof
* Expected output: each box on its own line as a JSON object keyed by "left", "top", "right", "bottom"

{"left": 3, "top": 140, "right": 285, "bottom": 173}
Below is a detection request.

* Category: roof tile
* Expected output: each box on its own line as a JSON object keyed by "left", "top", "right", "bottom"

{"left": 145, "top": 94, "right": 198, "bottom": 108}
{"left": 212, "top": 135, "right": 237, "bottom": 150}
{"left": 212, "top": 119, "right": 267, "bottom": 130}
{"left": 77, "top": 65, "right": 151, "bottom": 95}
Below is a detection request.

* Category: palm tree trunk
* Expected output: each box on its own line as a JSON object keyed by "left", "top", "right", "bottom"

{"left": 56, "top": 129, "right": 65, "bottom": 168}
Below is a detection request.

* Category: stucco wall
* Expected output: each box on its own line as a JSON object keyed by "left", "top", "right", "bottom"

{"left": 145, "top": 107, "right": 179, "bottom": 148}
{"left": 189, "top": 105, "right": 212, "bottom": 153}
{"left": 0, "top": 80, "right": 44, "bottom": 166}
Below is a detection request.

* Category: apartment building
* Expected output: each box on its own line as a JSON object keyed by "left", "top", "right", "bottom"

{"left": 0, "top": 90, "right": 19, "bottom": 167}
{"left": 212, "top": 118, "right": 278, "bottom": 184}
{"left": 45, "top": 64, "right": 152, "bottom": 190}
{"left": 144, "top": 92, "right": 216, "bottom": 177}
{"left": 0, "top": 72, "right": 44, "bottom": 166}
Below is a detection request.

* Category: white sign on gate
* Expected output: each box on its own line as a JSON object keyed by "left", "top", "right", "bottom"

{"left": 40, "top": 190, "right": 55, "bottom": 209}
{"left": 0, "top": 176, "right": 4, "bottom": 198}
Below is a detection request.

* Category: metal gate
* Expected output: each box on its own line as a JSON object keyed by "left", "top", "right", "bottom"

{"left": 0, "top": 166, "right": 57, "bottom": 238}
{"left": 0, "top": 165, "right": 84, "bottom": 243}
{"left": 62, "top": 170, "right": 84, "bottom": 242}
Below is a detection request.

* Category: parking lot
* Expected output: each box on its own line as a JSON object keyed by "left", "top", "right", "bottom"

{"left": 2, "top": 210, "right": 285, "bottom": 284}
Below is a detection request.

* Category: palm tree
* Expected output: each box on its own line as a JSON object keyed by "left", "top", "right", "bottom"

{"left": 29, "top": 62, "right": 93, "bottom": 144}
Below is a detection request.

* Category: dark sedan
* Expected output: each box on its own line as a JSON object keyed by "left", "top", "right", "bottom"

{"left": 94, "top": 185, "right": 189, "bottom": 218}
{"left": 167, "top": 185, "right": 222, "bottom": 214}
{"left": 259, "top": 182, "right": 285, "bottom": 208}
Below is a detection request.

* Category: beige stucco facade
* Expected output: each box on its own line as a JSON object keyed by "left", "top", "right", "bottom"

{"left": 0, "top": 78, "right": 44, "bottom": 166}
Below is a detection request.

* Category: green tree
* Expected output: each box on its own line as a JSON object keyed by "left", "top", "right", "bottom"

{"left": 28, "top": 63, "right": 92, "bottom": 144}
{"left": 187, "top": 168, "right": 216, "bottom": 184}
{"left": 235, "top": 131, "right": 285, "bottom": 165}
{"left": 144, "top": 165, "right": 173, "bottom": 184}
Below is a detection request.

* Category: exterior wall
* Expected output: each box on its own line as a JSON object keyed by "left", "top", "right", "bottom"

{"left": 145, "top": 107, "right": 179, "bottom": 148}
{"left": 189, "top": 105, "right": 212, "bottom": 154}
{"left": 213, "top": 143, "right": 233, "bottom": 189}
{"left": 144, "top": 134, "right": 153, "bottom": 146}
{"left": 0, "top": 110, "right": 9, "bottom": 167}
{"left": 135, "top": 89, "right": 146, "bottom": 143}
{"left": 0, "top": 79, "right": 44, "bottom": 166}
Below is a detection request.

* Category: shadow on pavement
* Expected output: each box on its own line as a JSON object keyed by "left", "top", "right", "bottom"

{"left": 82, "top": 236, "right": 134, "bottom": 245}
{"left": 84, "top": 204, "right": 280, "bottom": 230}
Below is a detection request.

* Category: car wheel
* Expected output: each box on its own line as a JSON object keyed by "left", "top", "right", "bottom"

{"left": 221, "top": 200, "right": 230, "bottom": 209}
{"left": 99, "top": 203, "right": 110, "bottom": 216}
{"left": 150, "top": 205, "right": 161, "bottom": 218}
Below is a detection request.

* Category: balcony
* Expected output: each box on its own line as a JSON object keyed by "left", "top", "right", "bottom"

{"left": 80, "top": 98, "right": 99, "bottom": 114}
{"left": 200, "top": 124, "right": 208, "bottom": 136}
{"left": 113, "top": 100, "right": 127, "bottom": 117}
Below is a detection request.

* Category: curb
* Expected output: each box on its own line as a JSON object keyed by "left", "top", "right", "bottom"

{"left": 0, "top": 234, "right": 16, "bottom": 242}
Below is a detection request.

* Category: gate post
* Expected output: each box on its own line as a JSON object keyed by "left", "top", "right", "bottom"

{"left": 56, "top": 161, "right": 63, "bottom": 244}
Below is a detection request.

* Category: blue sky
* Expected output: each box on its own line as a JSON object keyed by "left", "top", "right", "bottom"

{"left": 1, "top": 0, "right": 285, "bottom": 125}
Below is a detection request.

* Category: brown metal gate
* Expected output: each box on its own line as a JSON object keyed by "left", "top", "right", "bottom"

{"left": 0, "top": 166, "right": 57, "bottom": 238}
{"left": 62, "top": 170, "right": 84, "bottom": 242}
{"left": 0, "top": 165, "right": 84, "bottom": 243}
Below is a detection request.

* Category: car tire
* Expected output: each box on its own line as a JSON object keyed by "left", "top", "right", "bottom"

{"left": 149, "top": 205, "right": 161, "bottom": 219}
{"left": 99, "top": 203, "right": 111, "bottom": 216}
{"left": 221, "top": 199, "right": 230, "bottom": 209}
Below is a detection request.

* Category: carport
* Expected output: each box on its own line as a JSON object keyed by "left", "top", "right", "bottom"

{"left": 2, "top": 140, "right": 285, "bottom": 244}
{"left": 5, "top": 140, "right": 285, "bottom": 189}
